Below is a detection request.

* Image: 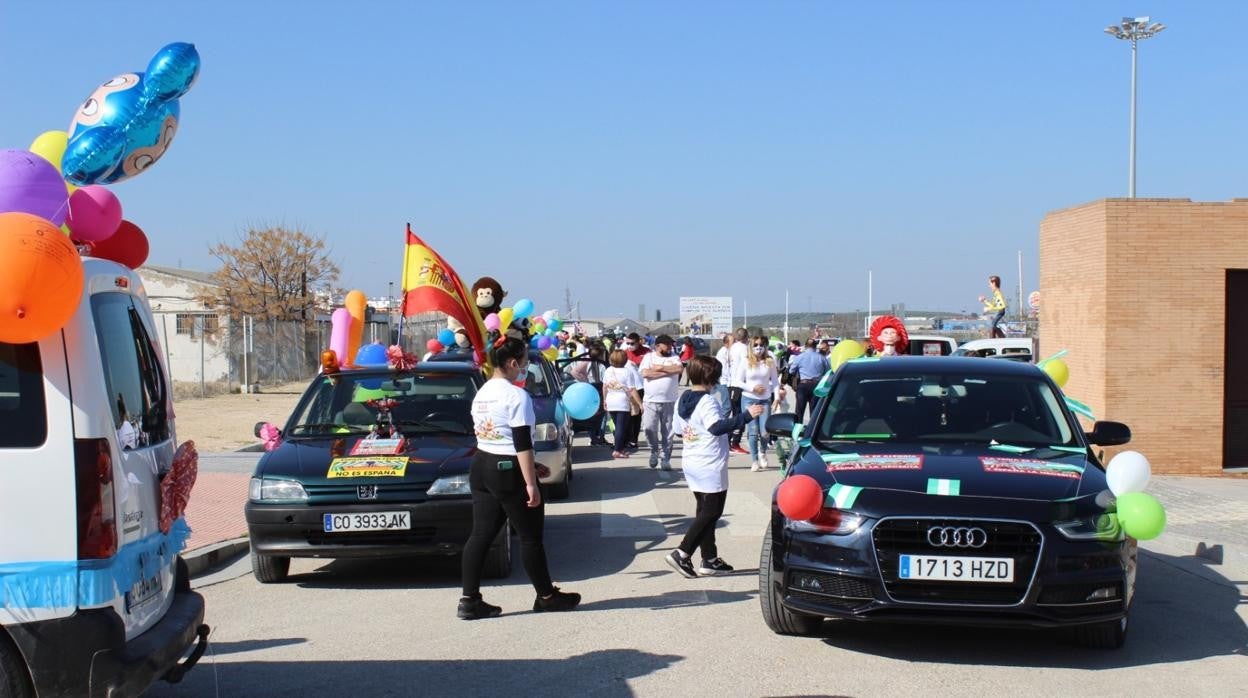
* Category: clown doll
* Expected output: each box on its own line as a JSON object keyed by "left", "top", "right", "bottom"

{"left": 869, "top": 315, "right": 909, "bottom": 357}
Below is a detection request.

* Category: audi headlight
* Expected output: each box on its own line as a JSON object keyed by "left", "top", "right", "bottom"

{"left": 1055, "top": 514, "right": 1124, "bottom": 542}
{"left": 249, "top": 477, "right": 308, "bottom": 502}
{"left": 533, "top": 422, "right": 559, "bottom": 442}
{"left": 786, "top": 509, "right": 865, "bottom": 535}
{"left": 427, "top": 475, "right": 471, "bottom": 496}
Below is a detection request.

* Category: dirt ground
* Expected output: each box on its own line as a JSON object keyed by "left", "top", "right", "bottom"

{"left": 173, "top": 382, "right": 307, "bottom": 453}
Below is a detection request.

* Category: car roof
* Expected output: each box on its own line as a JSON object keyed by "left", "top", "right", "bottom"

{"left": 957, "top": 337, "right": 1033, "bottom": 350}
{"left": 838, "top": 355, "right": 1044, "bottom": 378}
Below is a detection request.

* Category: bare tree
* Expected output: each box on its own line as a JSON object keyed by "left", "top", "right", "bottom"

{"left": 202, "top": 226, "right": 341, "bottom": 321}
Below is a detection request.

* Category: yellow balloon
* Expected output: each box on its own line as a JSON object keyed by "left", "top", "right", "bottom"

{"left": 1042, "top": 358, "right": 1069, "bottom": 387}
{"left": 59, "top": 224, "right": 71, "bottom": 237}
{"left": 29, "top": 130, "right": 68, "bottom": 167}
{"left": 542, "top": 347, "right": 558, "bottom": 362}
{"left": 498, "top": 307, "right": 515, "bottom": 330}
{"left": 830, "top": 339, "right": 865, "bottom": 371}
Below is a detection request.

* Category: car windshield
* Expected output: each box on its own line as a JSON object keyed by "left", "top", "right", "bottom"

{"left": 286, "top": 370, "right": 477, "bottom": 436}
{"left": 816, "top": 372, "right": 1075, "bottom": 447}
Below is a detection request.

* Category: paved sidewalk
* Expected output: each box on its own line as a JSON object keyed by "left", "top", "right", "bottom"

{"left": 185, "top": 471, "right": 250, "bottom": 551}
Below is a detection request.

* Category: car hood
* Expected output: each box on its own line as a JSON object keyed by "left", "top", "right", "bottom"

{"left": 255, "top": 434, "right": 476, "bottom": 486}
{"left": 802, "top": 443, "right": 1105, "bottom": 504}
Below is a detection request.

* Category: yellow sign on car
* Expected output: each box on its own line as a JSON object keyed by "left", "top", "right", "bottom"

{"left": 327, "top": 456, "right": 410, "bottom": 478}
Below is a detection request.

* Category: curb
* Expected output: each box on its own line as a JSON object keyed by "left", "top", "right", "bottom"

{"left": 183, "top": 537, "right": 251, "bottom": 578}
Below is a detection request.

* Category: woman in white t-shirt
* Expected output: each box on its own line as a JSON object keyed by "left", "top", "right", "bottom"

{"left": 664, "top": 356, "right": 763, "bottom": 579}
{"left": 741, "top": 336, "right": 784, "bottom": 471}
{"left": 601, "top": 349, "right": 643, "bottom": 459}
{"left": 459, "top": 336, "right": 580, "bottom": 620}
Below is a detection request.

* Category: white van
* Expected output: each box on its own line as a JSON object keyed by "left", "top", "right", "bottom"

{"left": 905, "top": 335, "right": 959, "bottom": 356}
{"left": 953, "top": 337, "right": 1035, "bottom": 360}
{"left": 0, "top": 259, "right": 207, "bottom": 696}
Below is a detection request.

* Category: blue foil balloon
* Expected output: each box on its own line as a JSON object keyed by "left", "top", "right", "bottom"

{"left": 563, "top": 382, "right": 600, "bottom": 420}
{"left": 63, "top": 42, "right": 201, "bottom": 185}
{"left": 437, "top": 328, "right": 456, "bottom": 347}
{"left": 355, "top": 343, "right": 389, "bottom": 367}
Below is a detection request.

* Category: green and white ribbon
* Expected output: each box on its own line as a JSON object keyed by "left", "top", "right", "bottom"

{"left": 825, "top": 483, "right": 864, "bottom": 509}
{"left": 813, "top": 370, "right": 833, "bottom": 398}
{"left": 1047, "top": 445, "right": 1087, "bottom": 454}
{"left": 1064, "top": 396, "right": 1095, "bottom": 421}
{"left": 926, "top": 478, "right": 961, "bottom": 496}
{"left": 1036, "top": 349, "right": 1068, "bottom": 368}
{"left": 821, "top": 452, "right": 862, "bottom": 464}
{"left": 990, "top": 443, "right": 1032, "bottom": 454}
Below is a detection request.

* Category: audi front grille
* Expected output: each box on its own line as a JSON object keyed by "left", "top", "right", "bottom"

{"left": 872, "top": 518, "right": 1043, "bottom": 605}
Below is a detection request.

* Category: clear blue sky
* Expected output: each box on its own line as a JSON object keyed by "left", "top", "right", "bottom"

{"left": 3, "top": 1, "right": 1243, "bottom": 319}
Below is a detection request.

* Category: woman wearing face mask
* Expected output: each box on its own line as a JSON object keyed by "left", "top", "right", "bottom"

{"left": 459, "top": 334, "right": 581, "bottom": 619}
{"left": 741, "top": 336, "right": 782, "bottom": 471}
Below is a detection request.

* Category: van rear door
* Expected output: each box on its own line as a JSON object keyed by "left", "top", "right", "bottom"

{"left": 0, "top": 339, "right": 77, "bottom": 626}
{"left": 76, "top": 284, "right": 176, "bottom": 640}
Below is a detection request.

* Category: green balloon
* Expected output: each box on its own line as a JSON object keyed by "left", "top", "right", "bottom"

{"left": 1116, "top": 492, "right": 1166, "bottom": 540}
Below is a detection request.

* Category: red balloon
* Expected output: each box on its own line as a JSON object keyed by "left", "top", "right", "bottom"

{"left": 776, "top": 474, "right": 824, "bottom": 521}
{"left": 88, "top": 219, "right": 148, "bottom": 269}
{"left": 426, "top": 339, "right": 443, "bottom": 353}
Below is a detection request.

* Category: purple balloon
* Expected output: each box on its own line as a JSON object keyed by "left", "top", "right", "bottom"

{"left": 537, "top": 336, "right": 552, "bottom": 350}
{"left": 0, "top": 150, "right": 70, "bottom": 225}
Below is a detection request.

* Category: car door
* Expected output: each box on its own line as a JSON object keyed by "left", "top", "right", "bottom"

{"left": 89, "top": 291, "right": 177, "bottom": 639}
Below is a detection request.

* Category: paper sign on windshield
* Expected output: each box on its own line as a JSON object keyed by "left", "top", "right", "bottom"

{"left": 328, "top": 456, "right": 410, "bottom": 478}
{"left": 825, "top": 454, "right": 923, "bottom": 472}
{"left": 980, "top": 457, "right": 1083, "bottom": 480}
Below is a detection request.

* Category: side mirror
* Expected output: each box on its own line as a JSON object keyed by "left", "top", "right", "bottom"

{"left": 766, "top": 413, "right": 797, "bottom": 438}
{"left": 1086, "top": 421, "right": 1131, "bottom": 446}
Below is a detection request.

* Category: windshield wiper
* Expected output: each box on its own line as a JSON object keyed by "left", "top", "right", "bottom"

{"left": 287, "top": 423, "right": 370, "bottom": 436}
{"left": 392, "top": 419, "right": 472, "bottom": 434}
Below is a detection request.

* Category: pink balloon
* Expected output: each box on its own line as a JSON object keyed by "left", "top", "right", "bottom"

{"left": 66, "top": 185, "right": 122, "bottom": 242}
{"left": 329, "top": 308, "right": 351, "bottom": 365}
{"left": 483, "top": 313, "right": 500, "bottom": 331}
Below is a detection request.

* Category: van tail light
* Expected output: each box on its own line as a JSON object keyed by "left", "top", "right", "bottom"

{"left": 75, "top": 438, "right": 117, "bottom": 559}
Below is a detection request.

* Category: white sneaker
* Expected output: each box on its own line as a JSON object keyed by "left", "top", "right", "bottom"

{"left": 750, "top": 460, "right": 761, "bottom": 472}
{"left": 758, "top": 456, "right": 769, "bottom": 470}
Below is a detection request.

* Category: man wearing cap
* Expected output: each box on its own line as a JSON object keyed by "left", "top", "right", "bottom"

{"left": 639, "top": 334, "right": 684, "bottom": 471}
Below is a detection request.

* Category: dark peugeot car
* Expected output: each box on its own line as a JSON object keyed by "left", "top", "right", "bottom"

{"left": 761, "top": 357, "right": 1137, "bottom": 648}
{"left": 244, "top": 363, "right": 512, "bottom": 583}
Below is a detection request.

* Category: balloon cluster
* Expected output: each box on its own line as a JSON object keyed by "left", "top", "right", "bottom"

{"left": 0, "top": 42, "right": 199, "bottom": 345}
{"left": 325, "top": 290, "right": 378, "bottom": 370}
{"left": 482, "top": 298, "right": 570, "bottom": 363}
{"left": 1105, "top": 451, "right": 1166, "bottom": 541}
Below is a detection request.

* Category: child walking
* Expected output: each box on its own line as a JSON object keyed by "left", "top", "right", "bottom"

{"left": 665, "top": 355, "right": 764, "bottom": 578}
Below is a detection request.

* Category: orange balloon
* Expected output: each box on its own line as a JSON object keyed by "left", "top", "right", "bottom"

{"left": 344, "top": 289, "right": 368, "bottom": 367}
{"left": 0, "top": 212, "right": 85, "bottom": 343}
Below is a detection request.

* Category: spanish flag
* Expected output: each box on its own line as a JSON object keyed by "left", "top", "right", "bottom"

{"left": 400, "top": 224, "right": 486, "bottom": 361}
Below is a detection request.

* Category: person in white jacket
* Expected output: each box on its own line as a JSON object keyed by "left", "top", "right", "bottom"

{"left": 665, "top": 355, "right": 763, "bottom": 578}
{"left": 740, "top": 336, "right": 784, "bottom": 470}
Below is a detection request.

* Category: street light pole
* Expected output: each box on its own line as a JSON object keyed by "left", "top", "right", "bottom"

{"left": 1105, "top": 16, "right": 1165, "bottom": 198}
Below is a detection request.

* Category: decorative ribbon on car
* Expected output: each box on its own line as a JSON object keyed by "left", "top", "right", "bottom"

{"left": 159, "top": 440, "right": 198, "bottom": 534}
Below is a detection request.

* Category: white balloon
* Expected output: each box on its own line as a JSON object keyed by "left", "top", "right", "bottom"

{"left": 1106, "top": 450, "right": 1151, "bottom": 496}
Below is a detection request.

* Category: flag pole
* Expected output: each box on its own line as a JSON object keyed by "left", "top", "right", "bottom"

{"left": 397, "top": 223, "right": 411, "bottom": 348}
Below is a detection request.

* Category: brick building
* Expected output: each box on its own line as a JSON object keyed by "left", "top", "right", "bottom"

{"left": 1039, "top": 198, "right": 1248, "bottom": 475}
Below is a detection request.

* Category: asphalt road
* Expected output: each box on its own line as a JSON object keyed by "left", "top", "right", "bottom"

{"left": 151, "top": 443, "right": 1248, "bottom": 697}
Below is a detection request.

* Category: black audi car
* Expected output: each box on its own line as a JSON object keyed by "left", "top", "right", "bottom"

{"left": 244, "top": 362, "right": 513, "bottom": 583}
{"left": 761, "top": 357, "right": 1137, "bottom": 648}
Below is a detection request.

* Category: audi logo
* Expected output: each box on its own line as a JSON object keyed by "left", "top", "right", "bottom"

{"left": 927, "top": 526, "right": 988, "bottom": 549}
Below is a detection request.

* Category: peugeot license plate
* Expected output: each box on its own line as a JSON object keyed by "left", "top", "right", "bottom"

{"left": 323, "top": 512, "right": 411, "bottom": 533}
{"left": 899, "top": 554, "right": 1014, "bottom": 583}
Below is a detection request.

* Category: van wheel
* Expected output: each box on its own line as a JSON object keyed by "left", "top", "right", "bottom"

{"left": 1071, "top": 615, "right": 1128, "bottom": 649}
{"left": 0, "top": 632, "right": 33, "bottom": 698}
{"left": 759, "top": 526, "right": 822, "bottom": 636}
{"left": 251, "top": 551, "right": 290, "bottom": 584}
{"left": 483, "top": 525, "right": 513, "bottom": 579}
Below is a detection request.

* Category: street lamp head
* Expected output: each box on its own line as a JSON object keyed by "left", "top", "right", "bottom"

{"left": 1107, "top": 16, "right": 1164, "bottom": 41}
{"left": 1105, "top": 25, "right": 1124, "bottom": 37}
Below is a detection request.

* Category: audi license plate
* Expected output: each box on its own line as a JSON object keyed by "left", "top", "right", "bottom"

{"left": 323, "top": 511, "right": 411, "bottom": 533}
{"left": 899, "top": 555, "right": 1014, "bottom": 583}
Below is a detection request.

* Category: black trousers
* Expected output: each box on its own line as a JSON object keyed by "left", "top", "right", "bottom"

{"left": 678, "top": 490, "right": 728, "bottom": 561}
{"left": 794, "top": 380, "right": 817, "bottom": 422}
{"left": 627, "top": 388, "right": 644, "bottom": 447}
{"left": 609, "top": 410, "right": 632, "bottom": 452}
{"left": 461, "top": 451, "right": 554, "bottom": 598}
{"left": 728, "top": 387, "right": 744, "bottom": 446}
